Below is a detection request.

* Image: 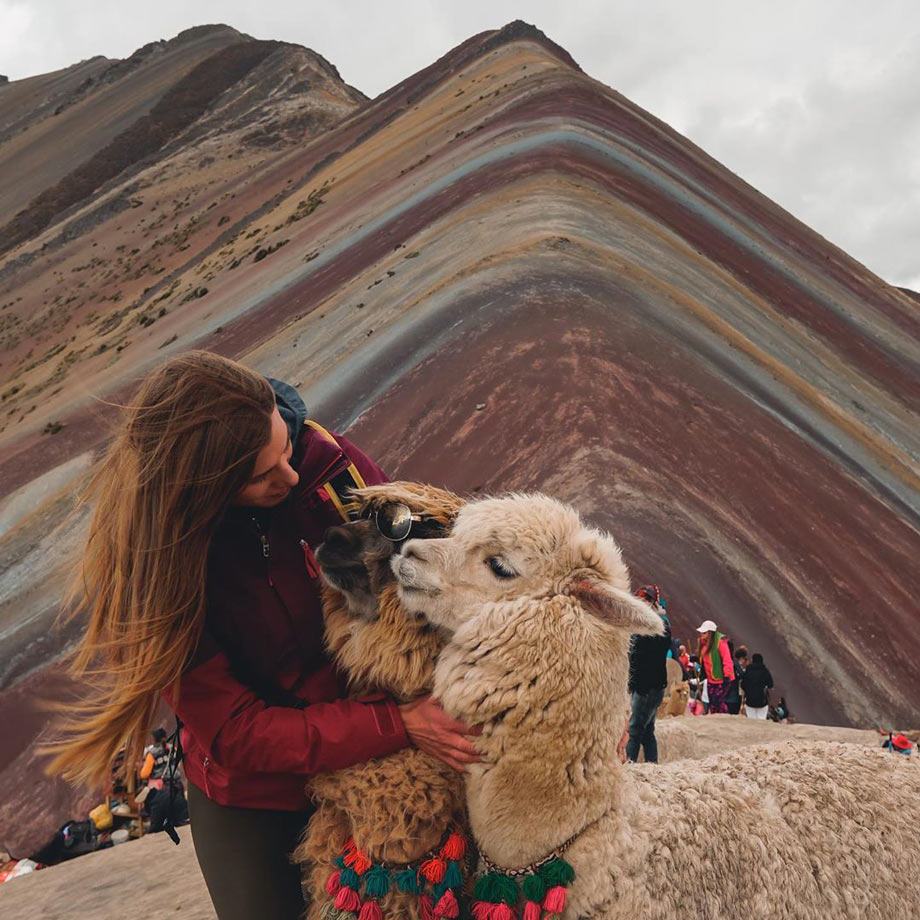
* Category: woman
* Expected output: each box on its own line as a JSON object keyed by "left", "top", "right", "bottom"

{"left": 48, "top": 351, "right": 477, "bottom": 919}
{"left": 696, "top": 619, "right": 735, "bottom": 714}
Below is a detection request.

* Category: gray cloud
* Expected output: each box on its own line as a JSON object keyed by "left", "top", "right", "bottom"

{"left": 1, "top": 0, "right": 918, "bottom": 289}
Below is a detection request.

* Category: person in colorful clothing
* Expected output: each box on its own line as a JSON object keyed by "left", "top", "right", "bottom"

{"left": 47, "top": 352, "right": 478, "bottom": 920}
{"left": 696, "top": 619, "right": 735, "bottom": 714}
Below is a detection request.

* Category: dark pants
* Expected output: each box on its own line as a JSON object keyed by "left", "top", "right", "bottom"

{"left": 626, "top": 687, "right": 665, "bottom": 763}
{"left": 187, "top": 782, "right": 313, "bottom": 920}
{"left": 148, "top": 781, "right": 189, "bottom": 833}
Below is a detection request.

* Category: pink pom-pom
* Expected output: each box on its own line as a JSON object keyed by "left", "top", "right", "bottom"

{"left": 335, "top": 886, "right": 361, "bottom": 912}
{"left": 490, "top": 905, "right": 517, "bottom": 920}
{"left": 358, "top": 901, "right": 382, "bottom": 920}
{"left": 325, "top": 870, "right": 342, "bottom": 896}
{"left": 433, "top": 889, "right": 460, "bottom": 918}
{"left": 523, "top": 901, "right": 542, "bottom": 920}
{"left": 419, "top": 894, "right": 435, "bottom": 920}
{"left": 471, "top": 903, "right": 492, "bottom": 920}
{"left": 543, "top": 886, "right": 567, "bottom": 913}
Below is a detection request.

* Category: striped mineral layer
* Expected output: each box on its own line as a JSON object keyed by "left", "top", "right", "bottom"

{"left": 0, "top": 20, "right": 918, "bottom": 852}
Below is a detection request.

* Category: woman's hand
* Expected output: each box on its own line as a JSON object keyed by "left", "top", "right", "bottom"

{"left": 398, "top": 695, "right": 481, "bottom": 773}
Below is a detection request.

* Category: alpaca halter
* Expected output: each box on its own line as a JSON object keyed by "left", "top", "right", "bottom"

{"left": 478, "top": 828, "right": 581, "bottom": 878}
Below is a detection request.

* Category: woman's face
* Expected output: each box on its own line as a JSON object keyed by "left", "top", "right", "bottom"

{"left": 234, "top": 408, "right": 299, "bottom": 508}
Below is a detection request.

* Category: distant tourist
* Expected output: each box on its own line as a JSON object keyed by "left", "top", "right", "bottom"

{"left": 740, "top": 653, "right": 774, "bottom": 719}
{"left": 696, "top": 620, "right": 735, "bottom": 714}
{"left": 677, "top": 644, "right": 691, "bottom": 677}
{"left": 622, "top": 584, "right": 672, "bottom": 762}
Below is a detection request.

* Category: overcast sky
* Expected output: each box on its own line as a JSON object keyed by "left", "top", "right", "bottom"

{"left": 2, "top": 1, "right": 919, "bottom": 291}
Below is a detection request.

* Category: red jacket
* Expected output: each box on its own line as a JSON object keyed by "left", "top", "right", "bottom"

{"left": 163, "top": 419, "right": 408, "bottom": 810}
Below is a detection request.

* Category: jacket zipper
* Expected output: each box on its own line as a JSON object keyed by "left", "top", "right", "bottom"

{"left": 251, "top": 516, "right": 274, "bottom": 586}
{"left": 202, "top": 756, "right": 212, "bottom": 797}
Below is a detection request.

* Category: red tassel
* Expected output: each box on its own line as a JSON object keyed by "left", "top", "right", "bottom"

{"left": 325, "top": 870, "right": 342, "bottom": 896}
{"left": 420, "top": 857, "right": 447, "bottom": 883}
{"left": 440, "top": 832, "right": 467, "bottom": 861}
{"left": 358, "top": 901, "right": 382, "bottom": 920}
{"left": 335, "top": 887, "right": 361, "bottom": 912}
{"left": 543, "top": 886, "right": 567, "bottom": 913}
{"left": 343, "top": 838, "right": 357, "bottom": 855}
{"left": 419, "top": 894, "right": 435, "bottom": 920}
{"left": 352, "top": 852, "right": 372, "bottom": 875}
{"left": 471, "top": 903, "right": 492, "bottom": 920}
{"left": 433, "top": 889, "right": 460, "bottom": 918}
{"left": 523, "top": 902, "right": 541, "bottom": 920}
{"left": 490, "top": 905, "right": 517, "bottom": 920}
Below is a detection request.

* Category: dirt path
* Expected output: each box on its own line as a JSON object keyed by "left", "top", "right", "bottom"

{"left": 0, "top": 827, "right": 215, "bottom": 919}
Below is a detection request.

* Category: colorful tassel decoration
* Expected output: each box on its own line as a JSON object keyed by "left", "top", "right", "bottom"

{"left": 474, "top": 872, "right": 520, "bottom": 906}
{"left": 543, "top": 886, "right": 567, "bottom": 914}
{"left": 358, "top": 901, "right": 382, "bottom": 920}
{"left": 339, "top": 867, "right": 361, "bottom": 890}
{"left": 420, "top": 856, "right": 447, "bottom": 884}
{"left": 352, "top": 852, "right": 373, "bottom": 875}
{"left": 538, "top": 858, "right": 575, "bottom": 888}
{"left": 442, "top": 860, "right": 463, "bottom": 890}
{"left": 522, "top": 873, "right": 546, "bottom": 904}
{"left": 441, "top": 832, "right": 467, "bottom": 861}
{"left": 325, "top": 870, "right": 343, "bottom": 896}
{"left": 362, "top": 866, "right": 390, "bottom": 899}
{"left": 490, "top": 905, "right": 517, "bottom": 920}
{"left": 471, "top": 903, "right": 492, "bottom": 920}
{"left": 393, "top": 868, "right": 423, "bottom": 894}
{"left": 334, "top": 886, "right": 361, "bottom": 913}
{"left": 419, "top": 894, "right": 435, "bottom": 920}
{"left": 433, "top": 889, "right": 460, "bottom": 918}
{"left": 523, "top": 901, "right": 541, "bottom": 920}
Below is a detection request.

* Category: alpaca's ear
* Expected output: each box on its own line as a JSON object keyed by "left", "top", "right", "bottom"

{"left": 568, "top": 577, "right": 664, "bottom": 635}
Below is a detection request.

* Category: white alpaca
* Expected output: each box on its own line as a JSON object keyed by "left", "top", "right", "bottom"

{"left": 392, "top": 493, "right": 920, "bottom": 920}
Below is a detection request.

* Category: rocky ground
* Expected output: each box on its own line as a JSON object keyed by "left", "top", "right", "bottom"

{"left": 0, "top": 827, "right": 215, "bottom": 919}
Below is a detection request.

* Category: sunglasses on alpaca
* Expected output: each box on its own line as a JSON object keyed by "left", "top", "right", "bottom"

{"left": 363, "top": 501, "right": 444, "bottom": 542}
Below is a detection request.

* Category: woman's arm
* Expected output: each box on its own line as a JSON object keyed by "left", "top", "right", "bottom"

{"left": 719, "top": 639, "right": 735, "bottom": 681}
{"left": 164, "top": 648, "right": 409, "bottom": 775}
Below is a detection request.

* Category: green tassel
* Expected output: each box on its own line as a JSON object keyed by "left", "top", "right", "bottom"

{"left": 443, "top": 860, "right": 463, "bottom": 890}
{"left": 474, "top": 872, "right": 520, "bottom": 905}
{"left": 333, "top": 855, "right": 347, "bottom": 870}
{"left": 538, "top": 858, "right": 575, "bottom": 888}
{"left": 394, "top": 869, "right": 423, "bottom": 894}
{"left": 432, "top": 880, "right": 450, "bottom": 903}
{"left": 363, "top": 866, "right": 390, "bottom": 899}
{"left": 340, "top": 866, "right": 361, "bottom": 890}
{"left": 522, "top": 873, "right": 547, "bottom": 903}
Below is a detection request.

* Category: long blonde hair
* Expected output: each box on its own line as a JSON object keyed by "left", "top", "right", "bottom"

{"left": 46, "top": 351, "right": 275, "bottom": 785}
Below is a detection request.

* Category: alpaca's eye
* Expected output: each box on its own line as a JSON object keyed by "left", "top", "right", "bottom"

{"left": 486, "top": 556, "right": 517, "bottom": 579}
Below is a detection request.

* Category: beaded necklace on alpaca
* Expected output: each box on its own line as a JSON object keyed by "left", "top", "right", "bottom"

{"left": 321, "top": 828, "right": 469, "bottom": 920}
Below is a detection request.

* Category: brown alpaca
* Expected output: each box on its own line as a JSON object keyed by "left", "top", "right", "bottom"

{"left": 294, "top": 482, "right": 468, "bottom": 920}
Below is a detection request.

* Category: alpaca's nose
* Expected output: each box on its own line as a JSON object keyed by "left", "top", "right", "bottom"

{"left": 401, "top": 540, "right": 427, "bottom": 561}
